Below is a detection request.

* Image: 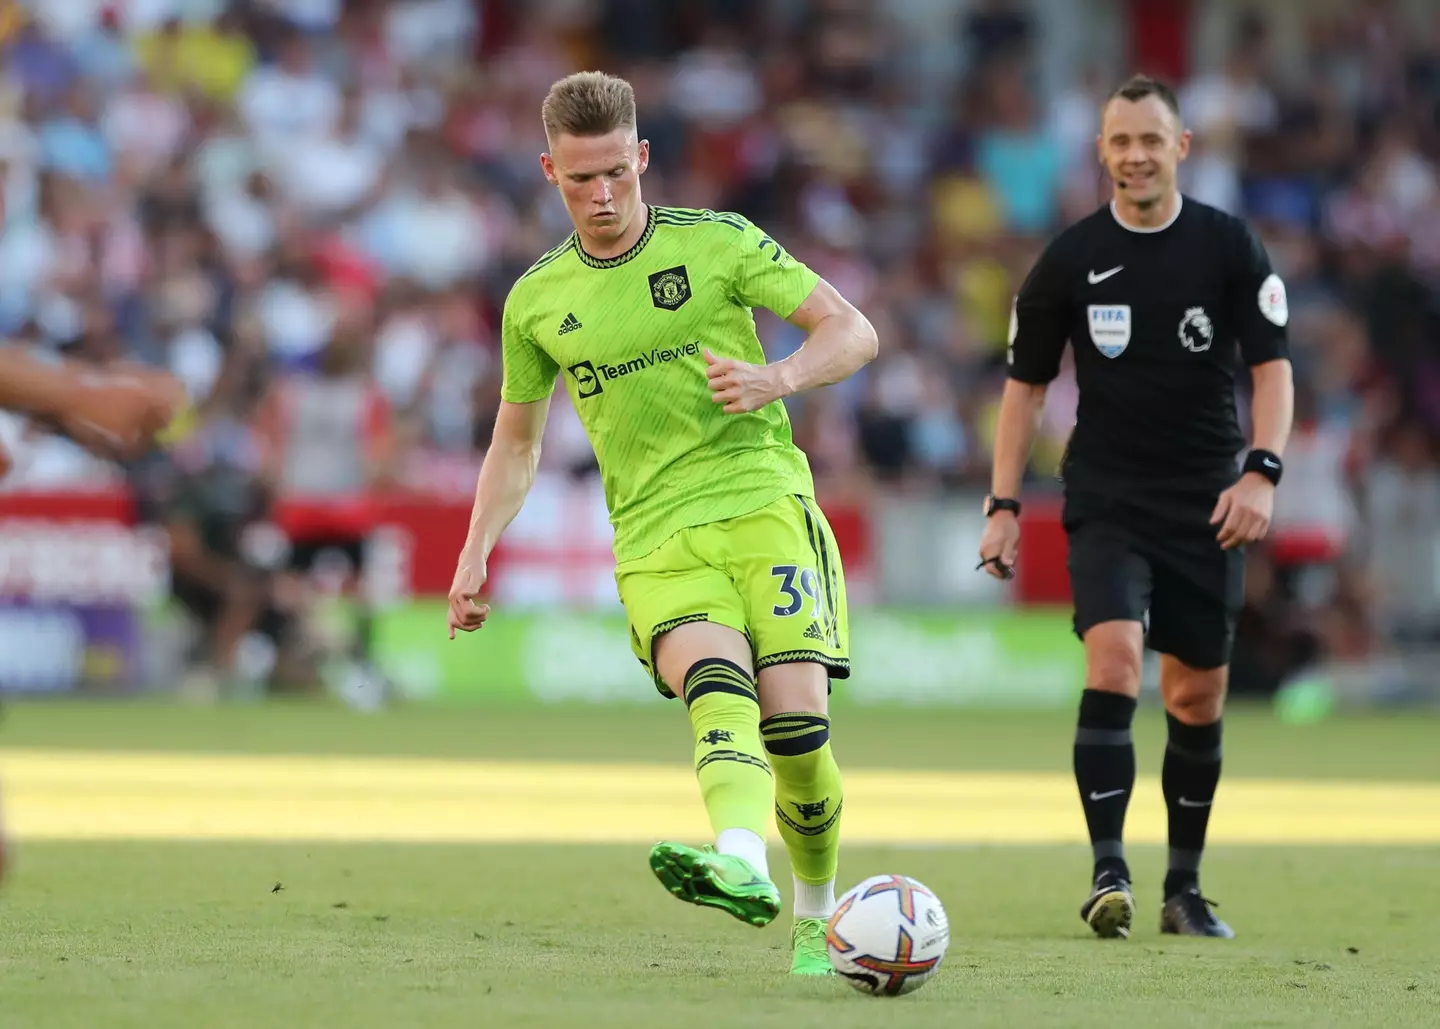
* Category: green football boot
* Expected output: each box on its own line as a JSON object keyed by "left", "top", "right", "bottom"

{"left": 648, "top": 841, "right": 781, "bottom": 928}
{"left": 789, "top": 917, "right": 834, "bottom": 976}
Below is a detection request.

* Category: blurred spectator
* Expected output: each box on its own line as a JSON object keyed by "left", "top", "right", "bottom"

{"left": 976, "top": 64, "right": 1063, "bottom": 236}
{"left": 238, "top": 32, "right": 339, "bottom": 150}
{"left": 1358, "top": 420, "right": 1440, "bottom": 642}
{"left": 134, "top": 13, "right": 255, "bottom": 101}
{"left": 39, "top": 86, "right": 111, "bottom": 182}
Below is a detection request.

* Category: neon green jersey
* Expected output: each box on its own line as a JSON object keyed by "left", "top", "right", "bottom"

{"left": 500, "top": 205, "right": 821, "bottom": 563}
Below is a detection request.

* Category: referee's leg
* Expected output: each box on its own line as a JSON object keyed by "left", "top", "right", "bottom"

{"left": 1066, "top": 520, "right": 1150, "bottom": 938}
{"left": 1147, "top": 543, "right": 1244, "bottom": 938}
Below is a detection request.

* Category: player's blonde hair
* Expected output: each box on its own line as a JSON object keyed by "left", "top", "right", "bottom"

{"left": 541, "top": 71, "right": 636, "bottom": 143}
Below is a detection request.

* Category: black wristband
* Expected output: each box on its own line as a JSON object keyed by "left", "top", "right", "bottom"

{"left": 1243, "top": 449, "right": 1283, "bottom": 486}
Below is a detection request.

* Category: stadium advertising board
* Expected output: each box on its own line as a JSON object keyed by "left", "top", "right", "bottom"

{"left": 374, "top": 604, "right": 1083, "bottom": 708}
{"left": 0, "top": 513, "right": 169, "bottom": 693}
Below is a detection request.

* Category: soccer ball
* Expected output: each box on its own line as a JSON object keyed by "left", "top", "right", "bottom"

{"left": 826, "top": 874, "right": 949, "bottom": 996}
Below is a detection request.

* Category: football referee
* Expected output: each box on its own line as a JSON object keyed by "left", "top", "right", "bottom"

{"left": 977, "top": 75, "right": 1294, "bottom": 940}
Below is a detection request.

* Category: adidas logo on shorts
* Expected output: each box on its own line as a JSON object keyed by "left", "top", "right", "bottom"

{"left": 558, "top": 312, "right": 583, "bottom": 335}
{"left": 803, "top": 621, "right": 825, "bottom": 642}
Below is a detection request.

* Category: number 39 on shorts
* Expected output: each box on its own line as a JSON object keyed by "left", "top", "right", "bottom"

{"left": 770, "top": 564, "right": 827, "bottom": 619}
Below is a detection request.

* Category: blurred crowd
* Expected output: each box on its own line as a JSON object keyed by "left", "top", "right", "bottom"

{"left": 0, "top": 0, "right": 1436, "bottom": 692}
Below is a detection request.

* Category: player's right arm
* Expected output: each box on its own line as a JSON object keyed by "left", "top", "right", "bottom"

{"left": 979, "top": 239, "right": 1071, "bottom": 579}
{"left": 448, "top": 297, "right": 558, "bottom": 638}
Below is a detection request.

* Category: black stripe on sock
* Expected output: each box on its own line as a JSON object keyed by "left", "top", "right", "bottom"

{"left": 1168, "top": 847, "right": 1202, "bottom": 873}
{"left": 685, "top": 680, "right": 757, "bottom": 706}
{"left": 1074, "top": 727, "right": 1133, "bottom": 746}
{"left": 1093, "top": 840, "right": 1126, "bottom": 861}
{"left": 695, "top": 750, "right": 772, "bottom": 776}
{"left": 759, "top": 713, "right": 830, "bottom": 756}
{"left": 684, "top": 656, "right": 752, "bottom": 690}
{"left": 683, "top": 657, "right": 757, "bottom": 707}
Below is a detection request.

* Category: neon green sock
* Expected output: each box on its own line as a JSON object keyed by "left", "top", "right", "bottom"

{"left": 685, "top": 658, "right": 772, "bottom": 842}
{"left": 761, "top": 712, "right": 843, "bottom": 885}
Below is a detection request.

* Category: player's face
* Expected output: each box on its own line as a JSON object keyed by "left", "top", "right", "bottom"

{"left": 541, "top": 129, "right": 650, "bottom": 242}
{"left": 1097, "top": 95, "right": 1190, "bottom": 208}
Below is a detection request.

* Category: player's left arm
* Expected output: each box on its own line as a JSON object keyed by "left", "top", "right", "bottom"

{"left": 705, "top": 220, "right": 877, "bottom": 414}
{"left": 1211, "top": 221, "right": 1295, "bottom": 550}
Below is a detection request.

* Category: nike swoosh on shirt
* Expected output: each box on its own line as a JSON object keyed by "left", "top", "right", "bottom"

{"left": 1087, "top": 266, "right": 1123, "bottom": 284}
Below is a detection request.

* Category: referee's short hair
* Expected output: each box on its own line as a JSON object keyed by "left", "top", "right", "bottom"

{"left": 1106, "top": 74, "right": 1182, "bottom": 123}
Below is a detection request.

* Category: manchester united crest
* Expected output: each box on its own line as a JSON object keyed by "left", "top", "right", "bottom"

{"left": 648, "top": 265, "right": 691, "bottom": 311}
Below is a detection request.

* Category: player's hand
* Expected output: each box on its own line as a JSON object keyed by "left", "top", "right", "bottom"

{"left": 1210, "top": 472, "right": 1275, "bottom": 550}
{"left": 704, "top": 349, "right": 785, "bottom": 414}
{"left": 976, "top": 511, "right": 1020, "bottom": 581}
{"left": 46, "top": 364, "right": 186, "bottom": 462}
{"left": 447, "top": 551, "right": 491, "bottom": 638}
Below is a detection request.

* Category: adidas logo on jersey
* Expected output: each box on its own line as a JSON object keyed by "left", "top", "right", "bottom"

{"left": 558, "top": 312, "right": 583, "bottom": 335}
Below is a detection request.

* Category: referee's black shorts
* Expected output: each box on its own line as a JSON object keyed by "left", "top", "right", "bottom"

{"left": 1063, "top": 487, "right": 1245, "bottom": 670}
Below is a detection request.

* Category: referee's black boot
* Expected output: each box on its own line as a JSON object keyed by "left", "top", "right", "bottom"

{"left": 1160, "top": 885, "right": 1235, "bottom": 938}
{"left": 1080, "top": 870, "right": 1135, "bottom": 939}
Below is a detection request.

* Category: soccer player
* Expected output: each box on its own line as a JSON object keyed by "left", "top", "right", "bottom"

{"left": 977, "top": 75, "right": 1293, "bottom": 939}
{"left": 446, "top": 72, "right": 877, "bottom": 974}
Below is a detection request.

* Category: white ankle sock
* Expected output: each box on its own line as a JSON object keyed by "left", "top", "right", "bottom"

{"left": 793, "top": 876, "right": 837, "bottom": 919}
{"left": 715, "top": 828, "right": 769, "bottom": 879}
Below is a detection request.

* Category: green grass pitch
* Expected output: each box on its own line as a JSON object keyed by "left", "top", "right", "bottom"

{"left": 0, "top": 701, "right": 1437, "bottom": 1028}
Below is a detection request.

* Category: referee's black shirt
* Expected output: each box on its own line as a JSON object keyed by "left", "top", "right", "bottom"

{"left": 1007, "top": 196, "right": 1289, "bottom": 514}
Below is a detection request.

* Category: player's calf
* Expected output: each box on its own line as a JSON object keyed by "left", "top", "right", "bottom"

{"left": 758, "top": 662, "right": 842, "bottom": 974}
{"left": 760, "top": 709, "right": 842, "bottom": 895}
{"left": 1159, "top": 657, "right": 1226, "bottom": 910}
{"left": 681, "top": 655, "right": 773, "bottom": 865}
{"left": 649, "top": 640, "right": 781, "bottom": 927}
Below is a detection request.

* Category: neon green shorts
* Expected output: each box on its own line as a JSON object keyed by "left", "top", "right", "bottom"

{"left": 614, "top": 494, "right": 851, "bottom": 698}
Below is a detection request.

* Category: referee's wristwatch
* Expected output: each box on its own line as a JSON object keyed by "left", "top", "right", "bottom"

{"left": 983, "top": 495, "right": 1021, "bottom": 518}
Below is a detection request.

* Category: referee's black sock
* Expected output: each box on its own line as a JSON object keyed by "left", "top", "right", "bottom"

{"left": 1073, "top": 689, "right": 1137, "bottom": 882}
{"left": 1162, "top": 713, "right": 1223, "bottom": 898}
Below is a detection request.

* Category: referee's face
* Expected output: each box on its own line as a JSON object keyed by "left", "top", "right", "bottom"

{"left": 1097, "top": 95, "right": 1190, "bottom": 209}
{"left": 542, "top": 129, "right": 651, "bottom": 244}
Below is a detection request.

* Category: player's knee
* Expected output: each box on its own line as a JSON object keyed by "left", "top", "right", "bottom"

{"left": 654, "top": 621, "right": 753, "bottom": 700}
{"left": 1083, "top": 625, "right": 1143, "bottom": 697}
{"left": 756, "top": 662, "right": 829, "bottom": 720}
{"left": 1162, "top": 660, "right": 1227, "bottom": 723}
{"left": 1081, "top": 621, "right": 1143, "bottom": 694}
{"left": 1166, "top": 688, "right": 1224, "bottom": 724}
